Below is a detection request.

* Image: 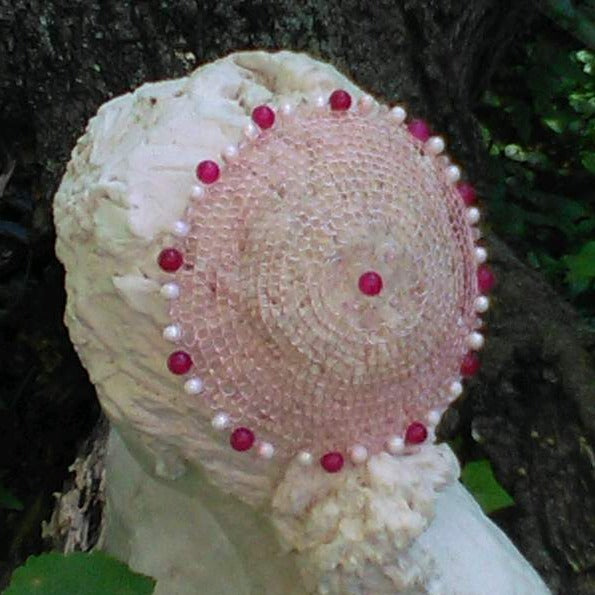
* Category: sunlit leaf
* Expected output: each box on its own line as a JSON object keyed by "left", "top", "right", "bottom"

{"left": 576, "top": 49, "right": 595, "bottom": 74}
{"left": 461, "top": 460, "right": 515, "bottom": 515}
{"left": 542, "top": 116, "right": 566, "bottom": 133}
{"left": 563, "top": 241, "right": 595, "bottom": 283}
{"left": 4, "top": 552, "right": 156, "bottom": 595}
{"left": 569, "top": 91, "right": 595, "bottom": 116}
{"left": 504, "top": 144, "right": 527, "bottom": 161}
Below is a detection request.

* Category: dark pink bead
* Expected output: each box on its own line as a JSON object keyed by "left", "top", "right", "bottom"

{"left": 230, "top": 427, "right": 255, "bottom": 451}
{"left": 158, "top": 248, "right": 183, "bottom": 272}
{"left": 196, "top": 160, "right": 220, "bottom": 184}
{"left": 477, "top": 265, "right": 496, "bottom": 293}
{"left": 460, "top": 352, "right": 481, "bottom": 377}
{"left": 329, "top": 89, "right": 352, "bottom": 111}
{"left": 405, "top": 421, "right": 428, "bottom": 444}
{"left": 320, "top": 451, "right": 344, "bottom": 473}
{"left": 407, "top": 119, "right": 431, "bottom": 142}
{"left": 252, "top": 105, "right": 275, "bottom": 129}
{"left": 358, "top": 271, "right": 383, "bottom": 296}
{"left": 167, "top": 351, "right": 193, "bottom": 375}
{"left": 456, "top": 182, "right": 477, "bottom": 206}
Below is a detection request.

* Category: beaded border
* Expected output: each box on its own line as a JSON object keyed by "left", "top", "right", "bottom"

{"left": 156, "top": 90, "right": 495, "bottom": 473}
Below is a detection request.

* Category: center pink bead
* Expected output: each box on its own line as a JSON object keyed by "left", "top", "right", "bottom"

{"left": 358, "top": 271, "right": 383, "bottom": 296}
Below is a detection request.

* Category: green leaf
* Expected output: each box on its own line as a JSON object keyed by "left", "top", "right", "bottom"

{"left": 563, "top": 241, "right": 595, "bottom": 284}
{"left": 567, "top": 276, "right": 592, "bottom": 296}
{"left": 581, "top": 152, "right": 595, "bottom": 174}
{"left": 576, "top": 49, "right": 595, "bottom": 74}
{"left": 526, "top": 251, "right": 542, "bottom": 269}
{"left": 461, "top": 459, "right": 515, "bottom": 515}
{"left": 4, "top": 552, "right": 156, "bottom": 595}
{"left": 481, "top": 90, "right": 501, "bottom": 107}
{"left": 0, "top": 483, "right": 24, "bottom": 511}
{"left": 569, "top": 91, "right": 595, "bottom": 116}
{"left": 542, "top": 115, "right": 567, "bottom": 133}
{"left": 503, "top": 143, "right": 522, "bottom": 160}
{"left": 576, "top": 217, "right": 595, "bottom": 235}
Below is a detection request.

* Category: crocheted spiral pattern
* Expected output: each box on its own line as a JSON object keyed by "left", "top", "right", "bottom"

{"left": 169, "top": 105, "right": 480, "bottom": 460}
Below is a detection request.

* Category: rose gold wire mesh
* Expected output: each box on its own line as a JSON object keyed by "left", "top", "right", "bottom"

{"left": 170, "top": 108, "right": 480, "bottom": 460}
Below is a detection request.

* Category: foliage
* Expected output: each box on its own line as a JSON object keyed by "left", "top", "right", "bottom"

{"left": 4, "top": 551, "right": 156, "bottom": 595}
{"left": 0, "top": 481, "right": 23, "bottom": 511}
{"left": 478, "top": 37, "right": 595, "bottom": 323}
{"left": 461, "top": 459, "right": 515, "bottom": 515}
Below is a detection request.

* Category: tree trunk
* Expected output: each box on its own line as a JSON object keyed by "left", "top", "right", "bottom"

{"left": 0, "top": 1, "right": 593, "bottom": 593}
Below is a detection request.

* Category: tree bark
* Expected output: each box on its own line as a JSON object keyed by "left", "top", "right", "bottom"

{"left": 0, "top": 1, "right": 593, "bottom": 593}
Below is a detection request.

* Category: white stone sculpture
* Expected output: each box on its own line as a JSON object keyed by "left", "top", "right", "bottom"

{"left": 54, "top": 50, "right": 551, "bottom": 595}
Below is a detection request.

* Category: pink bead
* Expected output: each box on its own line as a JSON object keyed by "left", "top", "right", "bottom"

{"left": 252, "top": 105, "right": 275, "bottom": 129}
{"left": 158, "top": 248, "right": 183, "bottom": 272}
{"left": 320, "top": 451, "right": 344, "bottom": 473}
{"left": 460, "top": 352, "right": 481, "bottom": 377}
{"left": 196, "top": 160, "right": 220, "bottom": 184}
{"left": 230, "top": 427, "right": 255, "bottom": 451}
{"left": 329, "top": 89, "right": 352, "bottom": 111}
{"left": 456, "top": 182, "right": 477, "bottom": 206}
{"left": 405, "top": 421, "right": 428, "bottom": 444}
{"left": 167, "top": 351, "right": 193, "bottom": 375}
{"left": 477, "top": 265, "right": 496, "bottom": 293}
{"left": 358, "top": 271, "right": 383, "bottom": 296}
{"left": 407, "top": 119, "right": 431, "bottom": 142}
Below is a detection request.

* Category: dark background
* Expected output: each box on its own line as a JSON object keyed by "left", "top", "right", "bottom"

{"left": 0, "top": 1, "right": 594, "bottom": 593}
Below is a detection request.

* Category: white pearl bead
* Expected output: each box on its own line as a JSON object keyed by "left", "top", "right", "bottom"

{"left": 446, "top": 165, "right": 461, "bottom": 183}
{"left": 211, "top": 412, "right": 229, "bottom": 430}
{"left": 162, "top": 324, "right": 181, "bottom": 342}
{"left": 467, "top": 331, "right": 485, "bottom": 350}
{"left": 297, "top": 451, "right": 313, "bottom": 465}
{"left": 475, "top": 247, "right": 488, "bottom": 264}
{"left": 449, "top": 380, "right": 463, "bottom": 398}
{"left": 222, "top": 144, "right": 239, "bottom": 161}
{"left": 427, "top": 409, "right": 442, "bottom": 425}
{"left": 474, "top": 296, "right": 490, "bottom": 313}
{"left": 258, "top": 442, "right": 275, "bottom": 459}
{"left": 172, "top": 220, "right": 190, "bottom": 237}
{"left": 358, "top": 94, "right": 374, "bottom": 114}
{"left": 426, "top": 136, "right": 445, "bottom": 155}
{"left": 350, "top": 444, "right": 368, "bottom": 464}
{"left": 160, "top": 283, "right": 180, "bottom": 299}
{"left": 184, "top": 377, "right": 204, "bottom": 395}
{"left": 190, "top": 185, "right": 204, "bottom": 200}
{"left": 280, "top": 102, "right": 294, "bottom": 117}
{"left": 389, "top": 105, "right": 407, "bottom": 123}
{"left": 386, "top": 436, "right": 404, "bottom": 455}
{"left": 314, "top": 94, "right": 326, "bottom": 108}
{"left": 466, "top": 207, "right": 481, "bottom": 225}
{"left": 243, "top": 122, "right": 258, "bottom": 139}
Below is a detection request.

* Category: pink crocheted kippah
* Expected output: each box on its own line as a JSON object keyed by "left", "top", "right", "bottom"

{"left": 157, "top": 92, "right": 492, "bottom": 471}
